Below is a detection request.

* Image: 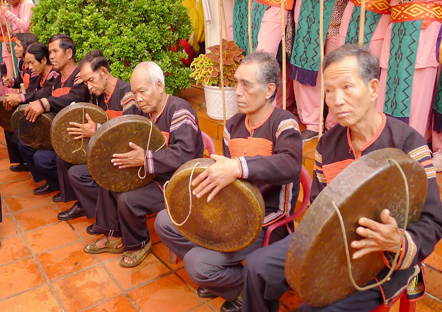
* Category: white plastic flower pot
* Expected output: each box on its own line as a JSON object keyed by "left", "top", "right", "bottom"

{"left": 203, "top": 85, "right": 238, "bottom": 120}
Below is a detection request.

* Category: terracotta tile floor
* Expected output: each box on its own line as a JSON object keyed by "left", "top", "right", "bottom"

{"left": 1, "top": 87, "right": 442, "bottom": 311}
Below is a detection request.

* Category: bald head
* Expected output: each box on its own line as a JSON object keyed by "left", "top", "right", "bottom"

{"left": 131, "top": 61, "right": 166, "bottom": 114}
{"left": 132, "top": 61, "right": 165, "bottom": 91}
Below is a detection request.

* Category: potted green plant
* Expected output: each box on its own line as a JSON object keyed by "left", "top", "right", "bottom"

{"left": 190, "top": 40, "right": 244, "bottom": 120}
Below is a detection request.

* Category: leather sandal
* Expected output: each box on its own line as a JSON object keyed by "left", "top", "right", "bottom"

{"left": 120, "top": 241, "right": 152, "bottom": 268}
{"left": 84, "top": 236, "right": 124, "bottom": 254}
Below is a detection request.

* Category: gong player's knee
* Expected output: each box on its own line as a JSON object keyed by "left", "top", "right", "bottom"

{"left": 244, "top": 250, "right": 266, "bottom": 276}
{"left": 154, "top": 210, "right": 174, "bottom": 237}
{"left": 67, "top": 166, "right": 81, "bottom": 184}
{"left": 183, "top": 250, "right": 212, "bottom": 283}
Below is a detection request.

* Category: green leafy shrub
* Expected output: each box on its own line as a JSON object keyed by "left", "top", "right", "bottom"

{"left": 31, "top": 0, "right": 193, "bottom": 95}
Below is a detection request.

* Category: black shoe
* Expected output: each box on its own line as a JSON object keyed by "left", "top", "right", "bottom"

{"left": 86, "top": 224, "right": 100, "bottom": 235}
{"left": 9, "top": 163, "right": 29, "bottom": 172}
{"left": 220, "top": 299, "right": 242, "bottom": 312}
{"left": 52, "top": 192, "right": 62, "bottom": 202}
{"left": 197, "top": 287, "right": 218, "bottom": 299}
{"left": 301, "top": 129, "right": 319, "bottom": 142}
{"left": 57, "top": 202, "right": 85, "bottom": 221}
{"left": 33, "top": 183, "right": 54, "bottom": 195}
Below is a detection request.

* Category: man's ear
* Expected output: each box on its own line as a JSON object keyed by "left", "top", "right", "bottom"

{"left": 156, "top": 80, "right": 165, "bottom": 93}
{"left": 265, "top": 83, "right": 276, "bottom": 100}
{"left": 100, "top": 66, "right": 109, "bottom": 78}
{"left": 368, "top": 78, "right": 380, "bottom": 103}
{"left": 66, "top": 48, "right": 73, "bottom": 60}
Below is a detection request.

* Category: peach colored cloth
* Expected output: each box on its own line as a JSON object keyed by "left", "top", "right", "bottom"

{"left": 338, "top": 2, "right": 391, "bottom": 61}
{"left": 292, "top": 35, "right": 340, "bottom": 132}
{"left": 377, "top": 7, "right": 441, "bottom": 139}
{"left": 256, "top": 6, "right": 288, "bottom": 56}
{"left": 377, "top": 67, "right": 436, "bottom": 139}
{"left": 0, "top": 0, "right": 34, "bottom": 96}
{"left": 254, "top": 6, "right": 289, "bottom": 108}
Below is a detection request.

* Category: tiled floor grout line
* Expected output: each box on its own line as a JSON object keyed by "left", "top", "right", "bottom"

{"left": 0, "top": 175, "right": 32, "bottom": 186}
{"left": 148, "top": 250, "right": 222, "bottom": 312}
{"left": 0, "top": 195, "right": 69, "bottom": 311}
{"left": 67, "top": 221, "right": 146, "bottom": 311}
{"left": 426, "top": 293, "right": 442, "bottom": 304}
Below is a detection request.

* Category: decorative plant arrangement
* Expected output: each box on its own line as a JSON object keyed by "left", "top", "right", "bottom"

{"left": 190, "top": 40, "right": 245, "bottom": 120}
{"left": 31, "top": 0, "right": 193, "bottom": 95}
{"left": 190, "top": 40, "right": 245, "bottom": 88}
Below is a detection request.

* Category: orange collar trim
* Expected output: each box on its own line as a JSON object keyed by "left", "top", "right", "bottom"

{"left": 347, "top": 112, "right": 386, "bottom": 159}
{"left": 150, "top": 94, "right": 170, "bottom": 123}
{"left": 40, "top": 66, "right": 53, "bottom": 87}
{"left": 245, "top": 106, "right": 275, "bottom": 134}
{"left": 104, "top": 79, "right": 118, "bottom": 107}
{"left": 61, "top": 65, "right": 77, "bottom": 87}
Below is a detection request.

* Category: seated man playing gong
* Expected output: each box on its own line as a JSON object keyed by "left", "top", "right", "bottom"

{"left": 83, "top": 61, "right": 204, "bottom": 268}
{"left": 241, "top": 45, "right": 442, "bottom": 312}
{"left": 56, "top": 50, "right": 137, "bottom": 227}
{"left": 154, "top": 51, "right": 304, "bottom": 312}
{"left": 18, "top": 34, "right": 90, "bottom": 197}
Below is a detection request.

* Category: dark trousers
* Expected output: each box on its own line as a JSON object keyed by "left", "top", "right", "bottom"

{"left": 154, "top": 209, "right": 288, "bottom": 302}
{"left": 56, "top": 156, "right": 77, "bottom": 202}
{"left": 4, "top": 129, "right": 24, "bottom": 164}
{"left": 18, "top": 141, "right": 59, "bottom": 190}
{"left": 243, "top": 234, "right": 384, "bottom": 312}
{"left": 68, "top": 164, "right": 98, "bottom": 219}
{"left": 93, "top": 181, "right": 165, "bottom": 251}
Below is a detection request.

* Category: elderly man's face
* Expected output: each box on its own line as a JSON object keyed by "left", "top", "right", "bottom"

{"left": 324, "top": 56, "right": 376, "bottom": 128}
{"left": 234, "top": 62, "right": 273, "bottom": 116}
{"left": 81, "top": 62, "right": 107, "bottom": 96}
{"left": 130, "top": 68, "right": 163, "bottom": 114}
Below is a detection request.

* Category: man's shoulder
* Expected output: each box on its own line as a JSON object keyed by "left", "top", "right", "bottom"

{"left": 168, "top": 95, "right": 197, "bottom": 116}
{"left": 319, "top": 123, "right": 347, "bottom": 144}
{"left": 116, "top": 79, "right": 131, "bottom": 91}
{"left": 226, "top": 113, "right": 246, "bottom": 129}
{"left": 272, "top": 107, "right": 297, "bottom": 120}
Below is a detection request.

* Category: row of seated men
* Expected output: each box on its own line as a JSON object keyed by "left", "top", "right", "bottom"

{"left": 2, "top": 32, "right": 442, "bottom": 312}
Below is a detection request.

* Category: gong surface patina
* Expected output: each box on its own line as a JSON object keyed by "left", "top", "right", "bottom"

{"left": 0, "top": 96, "right": 14, "bottom": 133}
{"left": 165, "top": 158, "right": 265, "bottom": 252}
{"left": 11, "top": 104, "right": 55, "bottom": 150}
{"left": 88, "top": 115, "right": 166, "bottom": 192}
{"left": 285, "top": 148, "right": 427, "bottom": 307}
{"left": 51, "top": 103, "right": 108, "bottom": 164}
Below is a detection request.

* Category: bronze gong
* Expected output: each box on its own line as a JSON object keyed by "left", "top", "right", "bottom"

{"left": 51, "top": 103, "right": 109, "bottom": 165}
{"left": 165, "top": 158, "right": 266, "bottom": 252}
{"left": 285, "top": 148, "right": 427, "bottom": 307}
{"left": 0, "top": 95, "right": 15, "bottom": 132}
{"left": 88, "top": 115, "right": 166, "bottom": 192}
{"left": 11, "top": 104, "right": 55, "bottom": 150}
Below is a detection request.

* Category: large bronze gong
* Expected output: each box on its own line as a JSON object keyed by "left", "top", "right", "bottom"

{"left": 285, "top": 148, "right": 427, "bottom": 307}
{"left": 165, "top": 158, "right": 266, "bottom": 252}
{"left": 88, "top": 115, "right": 166, "bottom": 192}
{"left": 11, "top": 104, "right": 55, "bottom": 150}
{"left": 51, "top": 103, "right": 109, "bottom": 165}
{"left": 0, "top": 96, "right": 14, "bottom": 132}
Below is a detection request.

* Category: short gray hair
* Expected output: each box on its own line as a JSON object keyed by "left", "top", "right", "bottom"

{"left": 323, "top": 45, "right": 379, "bottom": 85}
{"left": 134, "top": 61, "right": 165, "bottom": 90}
{"left": 241, "top": 51, "right": 280, "bottom": 101}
